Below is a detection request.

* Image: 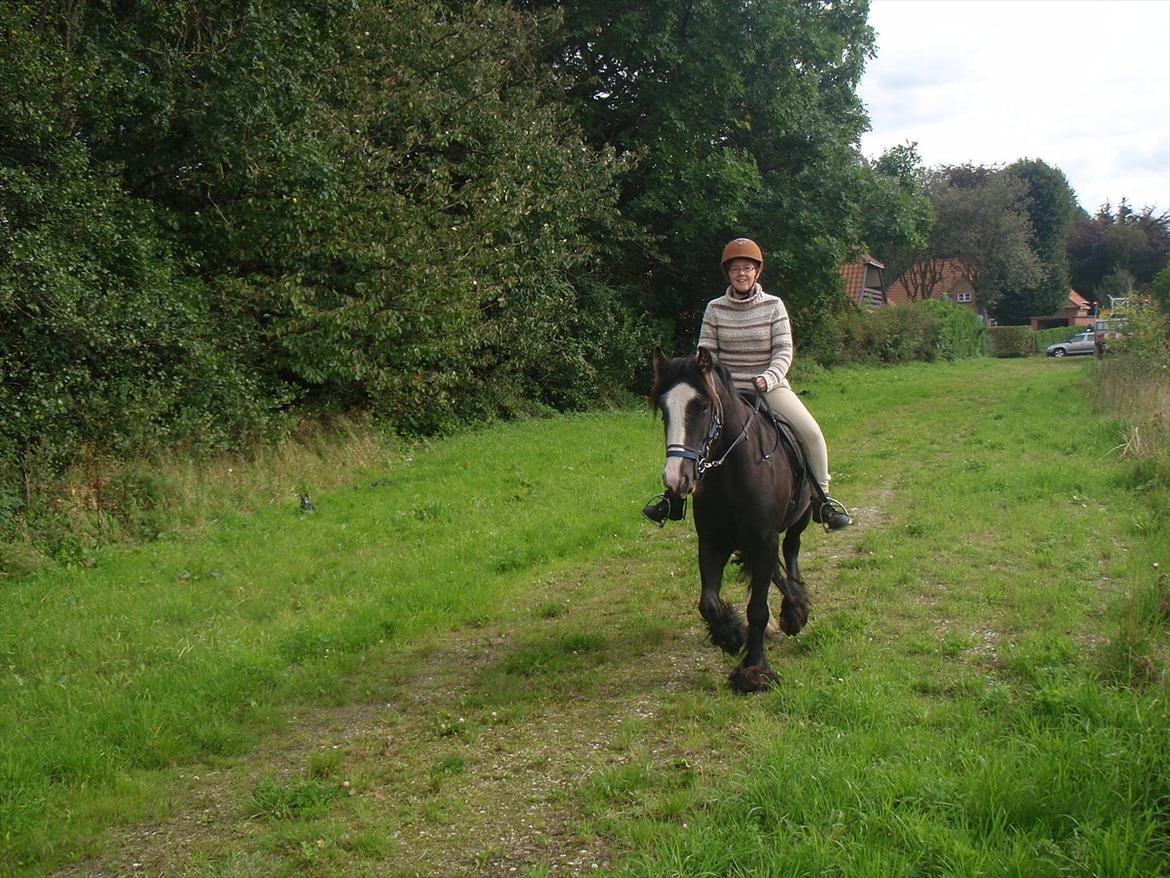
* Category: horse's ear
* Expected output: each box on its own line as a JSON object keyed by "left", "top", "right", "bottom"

{"left": 652, "top": 347, "right": 668, "bottom": 376}
{"left": 697, "top": 346, "right": 714, "bottom": 373}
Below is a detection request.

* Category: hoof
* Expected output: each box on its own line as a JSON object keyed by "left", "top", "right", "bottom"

{"left": 710, "top": 624, "right": 746, "bottom": 655}
{"left": 729, "top": 664, "right": 779, "bottom": 693}
{"left": 779, "top": 598, "right": 808, "bottom": 636}
{"left": 704, "top": 600, "right": 747, "bottom": 655}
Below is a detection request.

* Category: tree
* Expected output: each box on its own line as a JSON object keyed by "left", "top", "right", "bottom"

{"left": 513, "top": 0, "right": 878, "bottom": 349}
{"left": 932, "top": 171, "right": 1042, "bottom": 318}
{"left": 997, "top": 159, "right": 1076, "bottom": 325}
{"left": 1150, "top": 265, "right": 1170, "bottom": 311}
{"left": 1069, "top": 201, "right": 1170, "bottom": 297}
{"left": 856, "top": 142, "right": 933, "bottom": 284}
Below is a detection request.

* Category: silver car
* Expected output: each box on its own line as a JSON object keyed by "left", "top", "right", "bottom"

{"left": 1045, "top": 331, "right": 1096, "bottom": 357}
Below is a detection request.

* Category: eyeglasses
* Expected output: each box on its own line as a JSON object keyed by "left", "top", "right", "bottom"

{"left": 728, "top": 265, "right": 758, "bottom": 275}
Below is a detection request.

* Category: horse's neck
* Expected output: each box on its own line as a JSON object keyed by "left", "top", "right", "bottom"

{"left": 714, "top": 381, "right": 750, "bottom": 446}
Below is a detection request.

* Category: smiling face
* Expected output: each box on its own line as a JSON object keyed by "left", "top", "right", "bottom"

{"left": 725, "top": 258, "right": 760, "bottom": 296}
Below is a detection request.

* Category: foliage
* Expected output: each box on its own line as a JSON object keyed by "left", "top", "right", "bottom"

{"left": 817, "top": 299, "right": 983, "bottom": 366}
{"left": 985, "top": 325, "right": 1036, "bottom": 358}
{"left": 857, "top": 142, "right": 934, "bottom": 282}
{"left": 1069, "top": 201, "right": 1170, "bottom": 298}
{"left": 1151, "top": 265, "right": 1170, "bottom": 310}
{"left": 0, "top": 5, "right": 285, "bottom": 506}
{"left": 1090, "top": 304, "right": 1170, "bottom": 483}
{"left": 516, "top": 0, "right": 885, "bottom": 351}
{"left": 0, "top": 0, "right": 654, "bottom": 519}
{"left": 917, "top": 297, "right": 987, "bottom": 359}
{"left": 996, "top": 159, "right": 1076, "bottom": 324}
{"left": 928, "top": 167, "right": 1042, "bottom": 316}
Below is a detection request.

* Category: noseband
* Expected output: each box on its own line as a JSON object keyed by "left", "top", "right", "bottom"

{"left": 665, "top": 405, "right": 723, "bottom": 479}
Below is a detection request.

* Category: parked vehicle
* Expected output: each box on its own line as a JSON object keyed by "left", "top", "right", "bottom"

{"left": 1094, "top": 317, "right": 1127, "bottom": 355}
{"left": 1045, "top": 331, "right": 1097, "bottom": 358}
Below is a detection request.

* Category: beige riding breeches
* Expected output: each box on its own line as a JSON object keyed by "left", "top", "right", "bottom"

{"left": 762, "top": 385, "right": 831, "bottom": 494}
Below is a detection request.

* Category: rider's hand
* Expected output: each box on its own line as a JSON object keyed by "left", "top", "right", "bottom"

{"left": 754, "top": 376, "right": 767, "bottom": 392}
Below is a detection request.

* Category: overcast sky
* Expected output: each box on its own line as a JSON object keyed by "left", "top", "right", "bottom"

{"left": 858, "top": 0, "right": 1170, "bottom": 217}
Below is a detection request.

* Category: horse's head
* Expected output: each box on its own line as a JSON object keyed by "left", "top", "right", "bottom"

{"left": 650, "top": 346, "right": 725, "bottom": 498}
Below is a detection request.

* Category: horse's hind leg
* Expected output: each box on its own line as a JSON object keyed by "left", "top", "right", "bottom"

{"left": 775, "top": 520, "right": 811, "bottom": 635}
{"left": 729, "top": 542, "right": 781, "bottom": 693}
{"left": 697, "top": 539, "right": 744, "bottom": 655}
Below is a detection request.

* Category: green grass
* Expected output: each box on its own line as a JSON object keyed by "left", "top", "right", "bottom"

{"left": 1, "top": 358, "right": 1167, "bottom": 876}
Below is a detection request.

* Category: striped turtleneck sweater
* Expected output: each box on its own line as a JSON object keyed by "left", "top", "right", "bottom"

{"left": 697, "top": 284, "right": 794, "bottom": 392}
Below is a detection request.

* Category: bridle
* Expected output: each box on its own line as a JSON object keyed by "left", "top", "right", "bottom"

{"left": 664, "top": 383, "right": 763, "bottom": 481}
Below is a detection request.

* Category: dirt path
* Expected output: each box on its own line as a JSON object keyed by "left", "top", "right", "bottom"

{"left": 56, "top": 523, "right": 853, "bottom": 877}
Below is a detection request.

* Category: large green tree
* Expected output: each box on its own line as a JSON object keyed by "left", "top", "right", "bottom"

{"left": 515, "top": 0, "right": 878, "bottom": 349}
{"left": 996, "top": 159, "right": 1076, "bottom": 325}
{"left": 895, "top": 166, "right": 1041, "bottom": 317}
{"left": 856, "top": 142, "right": 933, "bottom": 283}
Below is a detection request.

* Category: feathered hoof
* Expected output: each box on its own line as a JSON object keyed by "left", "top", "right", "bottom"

{"left": 779, "top": 599, "right": 808, "bottom": 636}
{"left": 729, "top": 664, "right": 779, "bottom": 693}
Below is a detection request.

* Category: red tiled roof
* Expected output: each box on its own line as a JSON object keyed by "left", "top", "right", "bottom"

{"left": 839, "top": 256, "right": 885, "bottom": 302}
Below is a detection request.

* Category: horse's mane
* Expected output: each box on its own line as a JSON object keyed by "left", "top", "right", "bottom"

{"left": 650, "top": 351, "right": 737, "bottom": 408}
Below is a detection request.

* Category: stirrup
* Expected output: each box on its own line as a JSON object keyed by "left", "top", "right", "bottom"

{"left": 813, "top": 496, "right": 852, "bottom": 531}
{"left": 642, "top": 493, "right": 686, "bottom": 527}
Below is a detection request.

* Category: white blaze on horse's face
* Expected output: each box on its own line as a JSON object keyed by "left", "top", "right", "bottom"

{"left": 661, "top": 382, "right": 703, "bottom": 496}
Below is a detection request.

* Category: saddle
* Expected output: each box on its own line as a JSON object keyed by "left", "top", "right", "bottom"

{"left": 737, "top": 390, "right": 810, "bottom": 508}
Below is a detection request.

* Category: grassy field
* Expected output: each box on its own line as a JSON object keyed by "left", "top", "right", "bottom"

{"left": 2, "top": 357, "right": 1168, "bottom": 876}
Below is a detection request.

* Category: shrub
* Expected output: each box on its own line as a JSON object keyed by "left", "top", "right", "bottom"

{"left": 986, "top": 325, "right": 1036, "bottom": 357}
{"left": 814, "top": 300, "right": 984, "bottom": 366}
{"left": 918, "top": 298, "right": 986, "bottom": 360}
{"left": 1089, "top": 305, "right": 1170, "bottom": 483}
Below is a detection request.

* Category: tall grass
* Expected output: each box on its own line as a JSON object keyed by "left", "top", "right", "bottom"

{"left": 1089, "top": 306, "right": 1170, "bottom": 482}
{"left": 0, "top": 410, "right": 664, "bottom": 871}
{"left": 0, "top": 417, "right": 404, "bottom": 578}
{"left": 1, "top": 359, "right": 1167, "bottom": 875}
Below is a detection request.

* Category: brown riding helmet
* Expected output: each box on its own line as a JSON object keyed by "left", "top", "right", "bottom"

{"left": 721, "top": 237, "right": 764, "bottom": 277}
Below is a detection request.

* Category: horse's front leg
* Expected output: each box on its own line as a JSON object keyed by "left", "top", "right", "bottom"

{"left": 730, "top": 536, "right": 782, "bottom": 693}
{"left": 697, "top": 538, "right": 743, "bottom": 655}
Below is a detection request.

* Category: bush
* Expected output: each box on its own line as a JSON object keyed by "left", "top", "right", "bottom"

{"left": 986, "top": 325, "right": 1036, "bottom": 357}
{"left": 1089, "top": 305, "right": 1170, "bottom": 483}
{"left": 813, "top": 300, "right": 985, "bottom": 366}
{"left": 918, "top": 298, "right": 986, "bottom": 360}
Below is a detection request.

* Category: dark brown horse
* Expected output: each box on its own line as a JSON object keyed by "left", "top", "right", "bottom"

{"left": 650, "top": 347, "right": 812, "bottom": 692}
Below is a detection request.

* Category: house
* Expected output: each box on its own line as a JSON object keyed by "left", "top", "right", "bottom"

{"left": 886, "top": 258, "right": 983, "bottom": 318}
{"left": 838, "top": 255, "right": 887, "bottom": 308}
{"left": 1029, "top": 289, "right": 1094, "bottom": 331}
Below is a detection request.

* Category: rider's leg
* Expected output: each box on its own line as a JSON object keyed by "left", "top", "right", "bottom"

{"left": 763, "top": 385, "right": 852, "bottom": 530}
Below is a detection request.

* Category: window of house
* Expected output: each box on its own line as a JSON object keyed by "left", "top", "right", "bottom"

{"left": 957, "top": 291, "right": 973, "bottom": 303}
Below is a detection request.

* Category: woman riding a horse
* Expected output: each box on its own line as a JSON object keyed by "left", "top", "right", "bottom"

{"left": 646, "top": 237, "right": 851, "bottom": 531}
{"left": 646, "top": 237, "right": 852, "bottom": 691}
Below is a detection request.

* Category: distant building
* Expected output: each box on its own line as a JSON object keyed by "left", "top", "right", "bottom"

{"left": 887, "top": 258, "right": 983, "bottom": 319}
{"left": 838, "top": 256, "right": 887, "bottom": 308}
{"left": 1030, "top": 289, "right": 1094, "bottom": 331}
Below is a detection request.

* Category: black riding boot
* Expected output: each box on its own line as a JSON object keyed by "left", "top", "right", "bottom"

{"left": 642, "top": 493, "right": 686, "bottom": 527}
{"left": 812, "top": 491, "right": 852, "bottom": 531}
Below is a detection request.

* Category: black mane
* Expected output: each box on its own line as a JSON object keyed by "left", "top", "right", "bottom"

{"left": 649, "top": 351, "right": 736, "bottom": 407}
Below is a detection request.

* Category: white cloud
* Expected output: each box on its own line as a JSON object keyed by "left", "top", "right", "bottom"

{"left": 859, "top": 0, "right": 1170, "bottom": 214}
